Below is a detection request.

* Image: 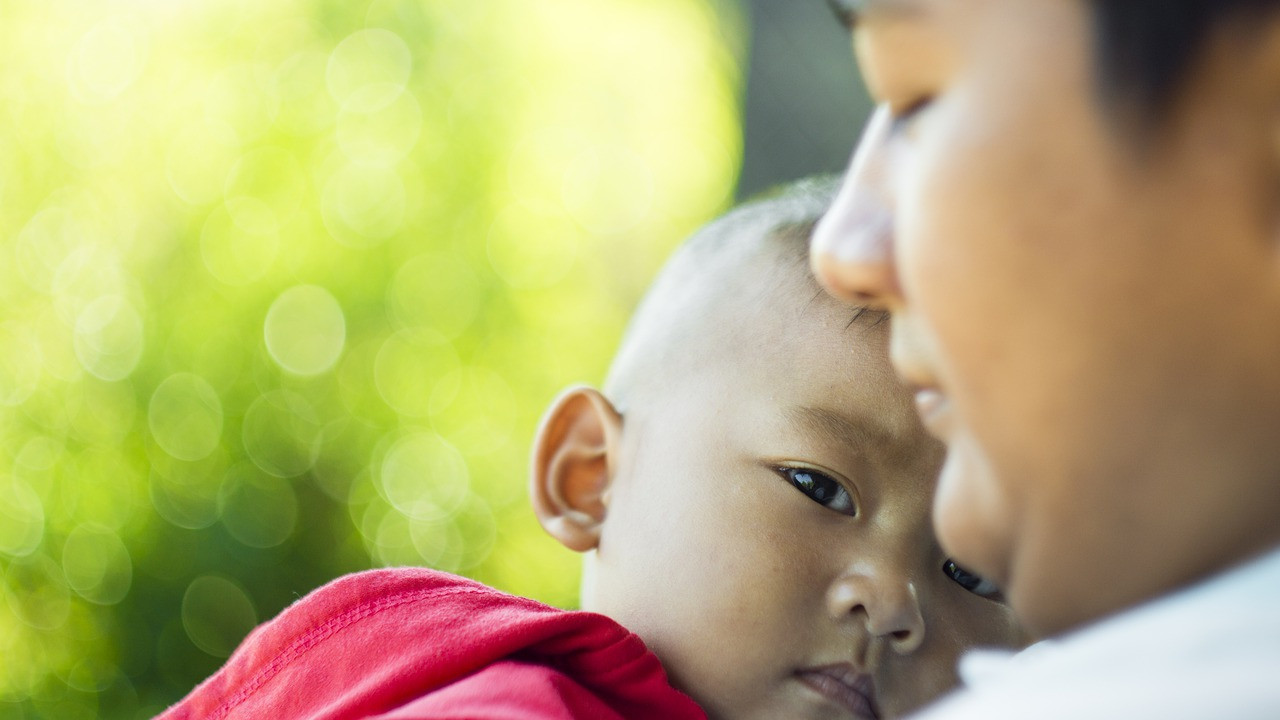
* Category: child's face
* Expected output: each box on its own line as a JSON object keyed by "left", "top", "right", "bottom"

{"left": 585, "top": 265, "right": 1024, "bottom": 719}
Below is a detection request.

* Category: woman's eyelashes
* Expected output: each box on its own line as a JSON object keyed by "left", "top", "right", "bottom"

{"left": 888, "top": 96, "right": 933, "bottom": 135}
{"left": 942, "top": 559, "right": 1004, "bottom": 602}
{"left": 824, "top": 0, "right": 857, "bottom": 30}
{"left": 777, "top": 466, "right": 857, "bottom": 516}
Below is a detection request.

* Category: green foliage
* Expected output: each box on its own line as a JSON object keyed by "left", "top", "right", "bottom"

{"left": 0, "top": 0, "right": 743, "bottom": 716}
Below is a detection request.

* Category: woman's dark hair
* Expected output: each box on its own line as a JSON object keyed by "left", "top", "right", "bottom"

{"left": 1091, "top": 0, "right": 1280, "bottom": 119}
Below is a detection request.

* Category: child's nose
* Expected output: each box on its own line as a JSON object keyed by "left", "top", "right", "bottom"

{"left": 811, "top": 105, "right": 903, "bottom": 310}
{"left": 826, "top": 568, "right": 926, "bottom": 655}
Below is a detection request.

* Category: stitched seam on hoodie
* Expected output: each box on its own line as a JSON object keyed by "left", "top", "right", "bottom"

{"left": 209, "top": 585, "right": 503, "bottom": 720}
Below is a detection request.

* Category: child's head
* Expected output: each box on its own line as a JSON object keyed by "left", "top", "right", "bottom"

{"left": 531, "top": 179, "right": 1025, "bottom": 719}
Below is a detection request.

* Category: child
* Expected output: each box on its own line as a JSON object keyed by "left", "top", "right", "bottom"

{"left": 157, "top": 178, "right": 1024, "bottom": 720}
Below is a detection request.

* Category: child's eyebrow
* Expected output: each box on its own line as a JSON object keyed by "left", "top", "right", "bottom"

{"left": 786, "top": 404, "right": 892, "bottom": 450}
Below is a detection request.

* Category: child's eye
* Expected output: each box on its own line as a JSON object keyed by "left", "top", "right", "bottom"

{"left": 942, "top": 559, "right": 1004, "bottom": 601}
{"left": 777, "top": 467, "right": 856, "bottom": 516}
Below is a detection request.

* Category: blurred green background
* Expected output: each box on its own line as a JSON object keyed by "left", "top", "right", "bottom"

{"left": 0, "top": 0, "right": 868, "bottom": 717}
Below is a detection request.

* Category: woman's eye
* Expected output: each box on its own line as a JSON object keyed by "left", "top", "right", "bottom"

{"left": 942, "top": 559, "right": 1004, "bottom": 601}
{"left": 824, "top": 0, "right": 857, "bottom": 30}
{"left": 888, "top": 97, "right": 933, "bottom": 135}
{"left": 778, "top": 467, "right": 856, "bottom": 516}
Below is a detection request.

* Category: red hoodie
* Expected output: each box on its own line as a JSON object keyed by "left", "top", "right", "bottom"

{"left": 157, "top": 568, "right": 706, "bottom": 720}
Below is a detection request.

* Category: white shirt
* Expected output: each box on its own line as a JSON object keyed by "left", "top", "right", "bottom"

{"left": 914, "top": 546, "right": 1280, "bottom": 718}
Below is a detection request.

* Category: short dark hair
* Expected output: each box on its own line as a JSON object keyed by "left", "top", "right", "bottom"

{"left": 603, "top": 176, "right": 861, "bottom": 410}
{"left": 1090, "top": 0, "right": 1279, "bottom": 120}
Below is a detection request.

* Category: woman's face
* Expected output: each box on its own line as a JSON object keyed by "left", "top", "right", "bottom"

{"left": 812, "top": 0, "right": 1280, "bottom": 635}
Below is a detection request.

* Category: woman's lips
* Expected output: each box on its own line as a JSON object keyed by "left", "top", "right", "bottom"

{"left": 796, "top": 664, "right": 880, "bottom": 719}
{"left": 912, "top": 387, "right": 951, "bottom": 440}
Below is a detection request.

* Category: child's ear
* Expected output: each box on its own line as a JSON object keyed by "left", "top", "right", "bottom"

{"left": 530, "top": 386, "right": 623, "bottom": 553}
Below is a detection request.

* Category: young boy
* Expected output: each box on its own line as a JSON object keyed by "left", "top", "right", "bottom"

{"left": 158, "top": 178, "right": 1024, "bottom": 720}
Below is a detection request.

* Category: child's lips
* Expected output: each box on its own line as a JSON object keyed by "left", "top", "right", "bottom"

{"left": 795, "top": 663, "right": 880, "bottom": 719}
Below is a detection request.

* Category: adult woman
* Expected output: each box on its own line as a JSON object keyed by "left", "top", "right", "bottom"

{"left": 812, "top": 1, "right": 1280, "bottom": 716}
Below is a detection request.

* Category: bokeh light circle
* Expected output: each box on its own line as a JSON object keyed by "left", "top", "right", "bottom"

{"left": 203, "top": 64, "right": 282, "bottom": 143}
{"left": 0, "top": 323, "right": 43, "bottom": 406}
{"left": 148, "top": 448, "right": 228, "bottom": 531}
{"left": 222, "top": 146, "right": 305, "bottom": 225}
{"left": 350, "top": 477, "right": 387, "bottom": 541}
{"left": 200, "top": 203, "right": 280, "bottom": 285}
{"left": 486, "top": 204, "right": 579, "bottom": 289}
{"left": 148, "top": 373, "right": 224, "bottom": 462}
{"left": 15, "top": 206, "right": 83, "bottom": 295}
{"left": 52, "top": 246, "right": 128, "bottom": 325}
{"left": 66, "top": 17, "right": 146, "bottom": 104}
{"left": 0, "top": 476, "right": 45, "bottom": 558}
{"left": 368, "top": 506, "right": 417, "bottom": 567}
{"left": 409, "top": 493, "right": 496, "bottom": 572}
{"left": 506, "top": 128, "right": 578, "bottom": 213}
{"left": 73, "top": 295, "right": 144, "bottom": 381}
{"left": 61, "top": 525, "right": 132, "bottom": 605}
{"left": 15, "top": 435, "right": 63, "bottom": 484}
{"left": 264, "top": 285, "right": 346, "bottom": 376}
{"left": 378, "top": 431, "right": 469, "bottom": 521}
{"left": 166, "top": 120, "right": 242, "bottom": 205}
{"left": 320, "top": 164, "right": 406, "bottom": 247}
{"left": 68, "top": 445, "right": 144, "bottom": 530}
{"left": 241, "top": 390, "right": 323, "bottom": 477}
{"left": 326, "top": 29, "right": 411, "bottom": 111}
{"left": 386, "top": 253, "right": 482, "bottom": 339}
{"left": 218, "top": 464, "right": 298, "bottom": 548}
{"left": 66, "top": 656, "right": 121, "bottom": 694}
{"left": 373, "top": 329, "right": 459, "bottom": 418}
{"left": 31, "top": 305, "right": 85, "bottom": 383}
{"left": 181, "top": 575, "right": 257, "bottom": 658}
{"left": 428, "top": 367, "right": 517, "bottom": 455}
{"left": 268, "top": 49, "right": 335, "bottom": 136}
{"left": 3, "top": 554, "right": 71, "bottom": 630}
{"left": 68, "top": 376, "right": 140, "bottom": 448}
{"left": 336, "top": 89, "right": 421, "bottom": 166}
{"left": 561, "top": 144, "right": 655, "bottom": 235}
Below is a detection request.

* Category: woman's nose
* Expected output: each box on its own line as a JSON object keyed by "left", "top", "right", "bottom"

{"left": 811, "top": 105, "right": 903, "bottom": 310}
{"left": 827, "top": 564, "right": 926, "bottom": 655}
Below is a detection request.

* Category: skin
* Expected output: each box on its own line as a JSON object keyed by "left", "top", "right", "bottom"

{"left": 534, "top": 215, "right": 1025, "bottom": 720}
{"left": 811, "top": 0, "right": 1280, "bottom": 636}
